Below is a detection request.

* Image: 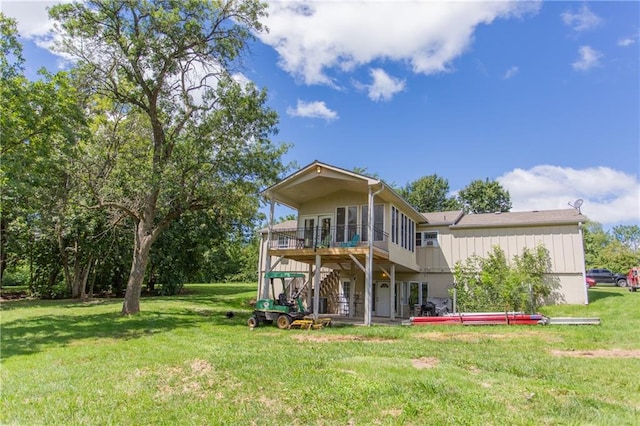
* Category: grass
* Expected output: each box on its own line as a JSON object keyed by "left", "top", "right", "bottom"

{"left": 2, "top": 284, "right": 639, "bottom": 425}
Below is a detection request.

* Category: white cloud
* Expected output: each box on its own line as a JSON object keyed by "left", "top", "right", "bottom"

{"left": 286, "top": 100, "right": 338, "bottom": 121}
{"left": 365, "top": 68, "right": 405, "bottom": 102}
{"left": 618, "top": 33, "right": 638, "bottom": 47}
{"left": 561, "top": 5, "right": 601, "bottom": 32}
{"left": 503, "top": 66, "right": 519, "bottom": 79}
{"left": 498, "top": 165, "right": 640, "bottom": 226}
{"left": 259, "top": 1, "right": 541, "bottom": 86}
{"left": 572, "top": 45, "right": 602, "bottom": 71}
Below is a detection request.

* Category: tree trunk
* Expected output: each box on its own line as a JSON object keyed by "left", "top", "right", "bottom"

{"left": 121, "top": 222, "right": 154, "bottom": 315}
{"left": 0, "top": 216, "right": 7, "bottom": 286}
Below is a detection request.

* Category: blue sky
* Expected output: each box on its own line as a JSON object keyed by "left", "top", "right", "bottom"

{"left": 3, "top": 1, "right": 639, "bottom": 227}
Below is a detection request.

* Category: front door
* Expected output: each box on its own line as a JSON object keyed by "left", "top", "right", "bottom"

{"left": 375, "top": 282, "right": 390, "bottom": 316}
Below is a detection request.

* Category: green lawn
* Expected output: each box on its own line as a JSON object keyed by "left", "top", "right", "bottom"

{"left": 2, "top": 284, "right": 639, "bottom": 425}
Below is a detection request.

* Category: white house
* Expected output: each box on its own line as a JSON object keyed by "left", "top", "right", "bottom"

{"left": 258, "top": 161, "right": 588, "bottom": 325}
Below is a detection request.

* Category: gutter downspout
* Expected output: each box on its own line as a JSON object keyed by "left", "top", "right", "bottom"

{"left": 579, "top": 221, "right": 589, "bottom": 305}
{"left": 365, "top": 183, "right": 384, "bottom": 326}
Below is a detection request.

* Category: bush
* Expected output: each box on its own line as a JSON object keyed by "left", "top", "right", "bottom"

{"left": 451, "top": 245, "right": 552, "bottom": 313}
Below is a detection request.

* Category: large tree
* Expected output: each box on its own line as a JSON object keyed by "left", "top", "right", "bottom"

{"left": 50, "top": 0, "right": 288, "bottom": 314}
{"left": 398, "top": 174, "right": 461, "bottom": 212}
{"left": 457, "top": 178, "right": 512, "bottom": 214}
{"left": 1, "top": 13, "right": 87, "bottom": 289}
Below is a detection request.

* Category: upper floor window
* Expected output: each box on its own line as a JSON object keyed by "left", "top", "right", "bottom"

{"left": 392, "top": 206, "right": 415, "bottom": 252}
{"left": 416, "top": 231, "right": 439, "bottom": 247}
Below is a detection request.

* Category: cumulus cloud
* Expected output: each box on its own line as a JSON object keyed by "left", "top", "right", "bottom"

{"left": 561, "top": 5, "right": 601, "bottom": 32}
{"left": 1, "top": 0, "right": 71, "bottom": 57}
{"left": 364, "top": 68, "right": 405, "bottom": 102}
{"left": 286, "top": 100, "right": 338, "bottom": 121}
{"left": 503, "top": 66, "right": 519, "bottom": 79}
{"left": 618, "top": 33, "right": 638, "bottom": 47}
{"left": 498, "top": 165, "right": 640, "bottom": 225}
{"left": 259, "top": 1, "right": 541, "bottom": 86}
{"left": 572, "top": 45, "right": 602, "bottom": 71}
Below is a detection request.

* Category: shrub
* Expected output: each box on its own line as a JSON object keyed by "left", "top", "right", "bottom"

{"left": 451, "top": 244, "right": 552, "bottom": 313}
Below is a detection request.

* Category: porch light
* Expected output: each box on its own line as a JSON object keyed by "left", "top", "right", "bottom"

{"left": 316, "top": 165, "right": 322, "bottom": 173}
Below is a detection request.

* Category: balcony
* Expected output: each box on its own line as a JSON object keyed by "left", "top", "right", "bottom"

{"left": 265, "top": 226, "right": 390, "bottom": 264}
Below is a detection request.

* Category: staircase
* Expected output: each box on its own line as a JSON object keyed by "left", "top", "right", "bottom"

{"left": 319, "top": 270, "right": 340, "bottom": 314}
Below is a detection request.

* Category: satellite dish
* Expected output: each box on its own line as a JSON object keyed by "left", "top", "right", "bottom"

{"left": 568, "top": 198, "right": 583, "bottom": 213}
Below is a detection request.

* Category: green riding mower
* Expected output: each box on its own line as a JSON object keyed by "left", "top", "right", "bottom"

{"left": 248, "top": 272, "right": 309, "bottom": 329}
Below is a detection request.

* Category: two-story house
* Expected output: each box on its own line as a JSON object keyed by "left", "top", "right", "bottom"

{"left": 257, "top": 161, "right": 588, "bottom": 325}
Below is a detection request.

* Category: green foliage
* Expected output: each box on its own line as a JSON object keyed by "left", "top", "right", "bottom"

{"left": 582, "top": 221, "right": 640, "bottom": 272}
{"left": 398, "top": 174, "right": 461, "bottom": 212}
{"left": 457, "top": 178, "right": 512, "bottom": 213}
{"left": 611, "top": 224, "right": 640, "bottom": 251}
{"left": 452, "top": 245, "right": 552, "bottom": 312}
{"left": 46, "top": 0, "right": 288, "bottom": 312}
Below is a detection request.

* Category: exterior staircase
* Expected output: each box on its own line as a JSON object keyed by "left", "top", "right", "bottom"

{"left": 319, "top": 270, "right": 340, "bottom": 314}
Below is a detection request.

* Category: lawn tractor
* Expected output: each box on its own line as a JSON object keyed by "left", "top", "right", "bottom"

{"left": 249, "top": 272, "right": 310, "bottom": 329}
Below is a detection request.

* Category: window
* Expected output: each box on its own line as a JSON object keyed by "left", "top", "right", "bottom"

{"left": 391, "top": 206, "right": 415, "bottom": 252}
{"left": 361, "top": 204, "right": 384, "bottom": 242}
{"left": 416, "top": 231, "right": 439, "bottom": 247}
{"left": 336, "top": 206, "right": 358, "bottom": 243}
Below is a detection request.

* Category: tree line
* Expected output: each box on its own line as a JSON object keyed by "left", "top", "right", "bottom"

{"left": 2, "top": 2, "right": 637, "bottom": 316}
{"left": 1, "top": 2, "right": 287, "bottom": 314}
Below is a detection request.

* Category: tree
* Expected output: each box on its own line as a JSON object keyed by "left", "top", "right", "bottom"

{"left": 1, "top": 13, "right": 88, "bottom": 291}
{"left": 457, "top": 179, "right": 511, "bottom": 214}
{"left": 611, "top": 225, "right": 640, "bottom": 252}
{"left": 50, "top": 0, "right": 288, "bottom": 314}
{"left": 398, "top": 174, "right": 461, "bottom": 212}
{"left": 582, "top": 221, "right": 639, "bottom": 272}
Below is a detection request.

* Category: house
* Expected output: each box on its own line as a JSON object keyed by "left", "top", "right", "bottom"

{"left": 257, "top": 161, "right": 588, "bottom": 325}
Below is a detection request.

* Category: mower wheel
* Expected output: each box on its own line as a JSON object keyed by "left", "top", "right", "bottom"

{"left": 247, "top": 315, "right": 260, "bottom": 328}
{"left": 277, "top": 314, "right": 292, "bottom": 329}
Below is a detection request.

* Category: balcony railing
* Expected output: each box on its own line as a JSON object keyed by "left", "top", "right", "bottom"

{"left": 267, "top": 226, "right": 388, "bottom": 251}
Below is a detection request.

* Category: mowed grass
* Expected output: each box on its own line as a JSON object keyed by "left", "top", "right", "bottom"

{"left": 1, "top": 284, "right": 639, "bottom": 425}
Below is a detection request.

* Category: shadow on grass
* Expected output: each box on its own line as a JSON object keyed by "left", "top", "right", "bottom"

{"left": 1, "top": 305, "right": 253, "bottom": 360}
{"left": 588, "top": 288, "right": 625, "bottom": 303}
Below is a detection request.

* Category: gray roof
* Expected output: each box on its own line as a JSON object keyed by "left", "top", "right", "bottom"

{"left": 259, "top": 220, "right": 297, "bottom": 233}
{"left": 421, "top": 210, "right": 464, "bottom": 225}
{"left": 451, "top": 208, "right": 587, "bottom": 229}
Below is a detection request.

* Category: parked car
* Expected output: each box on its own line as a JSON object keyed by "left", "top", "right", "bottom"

{"left": 586, "top": 277, "right": 596, "bottom": 288}
{"left": 586, "top": 268, "right": 628, "bottom": 287}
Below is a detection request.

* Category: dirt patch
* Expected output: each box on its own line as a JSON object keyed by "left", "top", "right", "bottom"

{"left": 153, "top": 359, "right": 216, "bottom": 401}
{"left": 290, "top": 334, "right": 394, "bottom": 343}
{"left": 411, "top": 357, "right": 439, "bottom": 369}
{"left": 381, "top": 409, "right": 403, "bottom": 417}
{"left": 414, "top": 330, "right": 561, "bottom": 343}
{"left": 550, "top": 349, "right": 640, "bottom": 358}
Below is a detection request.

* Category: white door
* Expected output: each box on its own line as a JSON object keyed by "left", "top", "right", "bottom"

{"left": 375, "top": 282, "right": 390, "bottom": 316}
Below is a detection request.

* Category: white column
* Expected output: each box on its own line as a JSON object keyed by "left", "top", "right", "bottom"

{"left": 365, "top": 187, "right": 373, "bottom": 326}
{"left": 390, "top": 264, "right": 396, "bottom": 320}
{"left": 261, "top": 199, "right": 275, "bottom": 299}
{"left": 307, "top": 263, "right": 313, "bottom": 310}
{"left": 313, "top": 254, "right": 321, "bottom": 320}
{"left": 349, "top": 276, "right": 355, "bottom": 318}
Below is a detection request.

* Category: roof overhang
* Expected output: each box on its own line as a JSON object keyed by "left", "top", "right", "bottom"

{"left": 262, "top": 161, "right": 425, "bottom": 223}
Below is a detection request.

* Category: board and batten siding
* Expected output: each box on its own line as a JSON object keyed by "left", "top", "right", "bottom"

{"left": 418, "top": 224, "right": 584, "bottom": 273}
{"left": 416, "top": 223, "right": 587, "bottom": 304}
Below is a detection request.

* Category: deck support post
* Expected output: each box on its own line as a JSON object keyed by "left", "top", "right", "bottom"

{"left": 390, "top": 264, "right": 396, "bottom": 320}
{"left": 261, "top": 198, "right": 275, "bottom": 300}
{"left": 313, "top": 254, "right": 321, "bottom": 320}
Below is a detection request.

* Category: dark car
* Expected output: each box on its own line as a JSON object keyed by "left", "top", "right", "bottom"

{"left": 586, "top": 268, "right": 628, "bottom": 287}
